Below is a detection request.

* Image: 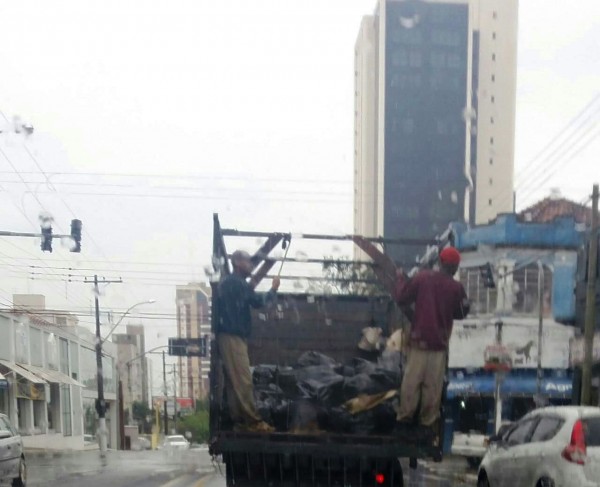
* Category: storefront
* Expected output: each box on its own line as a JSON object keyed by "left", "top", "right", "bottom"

{"left": 443, "top": 371, "right": 573, "bottom": 452}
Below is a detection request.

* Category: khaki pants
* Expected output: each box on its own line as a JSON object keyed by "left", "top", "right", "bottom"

{"left": 218, "top": 333, "right": 262, "bottom": 426}
{"left": 396, "top": 348, "right": 447, "bottom": 427}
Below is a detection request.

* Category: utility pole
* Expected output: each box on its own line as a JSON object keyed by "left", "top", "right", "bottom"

{"left": 86, "top": 274, "right": 123, "bottom": 460}
{"left": 582, "top": 184, "right": 599, "bottom": 405}
{"left": 535, "top": 261, "right": 545, "bottom": 406}
{"left": 172, "top": 364, "right": 178, "bottom": 432}
{"left": 494, "top": 320, "right": 504, "bottom": 433}
{"left": 162, "top": 351, "right": 168, "bottom": 436}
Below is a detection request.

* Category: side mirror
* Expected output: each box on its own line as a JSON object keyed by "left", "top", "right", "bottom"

{"left": 0, "top": 431, "right": 12, "bottom": 440}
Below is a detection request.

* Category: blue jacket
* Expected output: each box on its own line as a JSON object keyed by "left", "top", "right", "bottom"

{"left": 217, "top": 273, "right": 276, "bottom": 338}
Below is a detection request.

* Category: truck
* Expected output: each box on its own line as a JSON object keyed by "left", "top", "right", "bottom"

{"left": 208, "top": 215, "right": 446, "bottom": 486}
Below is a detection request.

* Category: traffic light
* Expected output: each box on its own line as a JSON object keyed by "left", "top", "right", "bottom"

{"left": 70, "top": 219, "right": 82, "bottom": 253}
{"left": 480, "top": 262, "right": 496, "bottom": 289}
{"left": 41, "top": 225, "right": 53, "bottom": 252}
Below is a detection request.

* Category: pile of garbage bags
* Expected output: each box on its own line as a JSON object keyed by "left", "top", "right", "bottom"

{"left": 252, "top": 350, "right": 404, "bottom": 436}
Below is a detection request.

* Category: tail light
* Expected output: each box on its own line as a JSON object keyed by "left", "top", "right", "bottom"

{"left": 375, "top": 473, "right": 385, "bottom": 484}
{"left": 562, "top": 419, "right": 587, "bottom": 465}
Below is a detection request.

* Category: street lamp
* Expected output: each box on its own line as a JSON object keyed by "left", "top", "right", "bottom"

{"left": 95, "top": 298, "right": 155, "bottom": 460}
{"left": 103, "top": 300, "right": 156, "bottom": 343}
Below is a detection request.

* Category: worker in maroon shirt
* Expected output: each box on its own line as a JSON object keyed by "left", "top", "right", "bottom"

{"left": 394, "top": 247, "right": 470, "bottom": 435}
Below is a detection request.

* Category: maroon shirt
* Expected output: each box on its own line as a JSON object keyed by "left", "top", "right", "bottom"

{"left": 395, "top": 270, "right": 469, "bottom": 351}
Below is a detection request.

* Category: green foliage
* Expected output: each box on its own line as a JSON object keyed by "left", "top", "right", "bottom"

{"left": 319, "top": 257, "right": 386, "bottom": 296}
{"left": 176, "top": 410, "right": 210, "bottom": 443}
{"left": 132, "top": 401, "right": 151, "bottom": 422}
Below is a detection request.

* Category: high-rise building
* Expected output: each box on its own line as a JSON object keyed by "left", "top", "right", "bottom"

{"left": 354, "top": 0, "right": 518, "bottom": 262}
{"left": 113, "top": 324, "right": 149, "bottom": 417}
{"left": 175, "top": 283, "right": 211, "bottom": 402}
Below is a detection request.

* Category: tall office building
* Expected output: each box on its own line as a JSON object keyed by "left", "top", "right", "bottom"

{"left": 175, "top": 283, "right": 211, "bottom": 402}
{"left": 354, "top": 0, "right": 518, "bottom": 262}
{"left": 113, "top": 324, "right": 149, "bottom": 414}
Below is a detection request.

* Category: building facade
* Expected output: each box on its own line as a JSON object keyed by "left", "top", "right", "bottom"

{"left": 175, "top": 283, "right": 211, "bottom": 402}
{"left": 0, "top": 310, "right": 118, "bottom": 450}
{"left": 113, "top": 325, "right": 149, "bottom": 420}
{"left": 440, "top": 214, "right": 583, "bottom": 452}
{"left": 354, "top": 0, "right": 518, "bottom": 262}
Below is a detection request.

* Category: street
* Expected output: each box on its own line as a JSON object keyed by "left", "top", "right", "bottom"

{"left": 19, "top": 448, "right": 476, "bottom": 487}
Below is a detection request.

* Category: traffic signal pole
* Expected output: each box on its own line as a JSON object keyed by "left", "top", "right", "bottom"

{"left": 163, "top": 351, "right": 169, "bottom": 435}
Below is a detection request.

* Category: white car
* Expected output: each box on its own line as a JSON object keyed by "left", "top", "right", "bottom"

{"left": 478, "top": 406, "right": 600, "bottom": 487}
{"left": 452, "top": 431, "right": 488, "bottom": 468}
{"left": 0, "top": 414, "right": 26, "bottom": 486}
{"left": 160, "top": 435, "right": 190, "bottom": 450}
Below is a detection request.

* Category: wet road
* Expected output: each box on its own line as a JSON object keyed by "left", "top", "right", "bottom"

{"left": 19, "top": 449, "right": 476, "bottom": 486}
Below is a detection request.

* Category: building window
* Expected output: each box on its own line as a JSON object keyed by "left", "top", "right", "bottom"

{"left": 489, "top": 178, "right": 493, "bottom": 185}
{"left": 491, "top": 74, "right": 496, "bottom": 82}
{"left": 492, "top": 53, "right": 496, "bottom": 61}
{"left": 489, "top": 199, "right": 493, "bottom": 206}
{"left": 492, "top": 32, "right": 497, "bottom": 40}
{"left": 490, "top": 157, "right": 494, "bottom": 165}
{"left": 490, "top": 136, "right": 494, "bottom": 144}
{"left": 491, "top": 116, "right": 495, "bottom": 124}
{"left": 491, "top": 95, "right": 495, "bottom": 103}
{"left": 493, "top": 11, "right": 497, "bottom": 19}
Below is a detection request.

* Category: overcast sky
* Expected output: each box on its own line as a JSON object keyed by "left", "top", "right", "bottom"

{"left": 0, "top": 0, "right": 598, "bottom": 393}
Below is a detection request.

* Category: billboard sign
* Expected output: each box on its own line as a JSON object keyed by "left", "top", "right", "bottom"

{"left": 449, "top": 318, "right": 574, "bottom": 369}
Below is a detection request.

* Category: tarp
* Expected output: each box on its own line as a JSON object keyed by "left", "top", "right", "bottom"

{"left": 447, "top": 375, "right": 572, "bottom": 398}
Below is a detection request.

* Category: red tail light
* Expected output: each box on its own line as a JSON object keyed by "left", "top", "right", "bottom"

{"left": 375, "top": 473, "right": 385, "bottom": 484}
{"left": 562, "top": 419, "right": 587, "bottom": 465}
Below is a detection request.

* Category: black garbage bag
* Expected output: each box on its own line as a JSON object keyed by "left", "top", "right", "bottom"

{"left": 334, "top": 364, "right": 356, "bottom": 377}
{"left": 343, "top": 373, "right": 385, "bottom": 399}
{"left": 297, "top": 351, "right": 338, "bottom": 368}
{"left": 377, "top": 350, "right": 403, "bottom": 372}
{"left": 288, "top": 399, "right": 325, "bottom": 432}
{"left": 373, "top": 400, "right": 397, "bottom": 434}
{"left": 255, "top": 383, "right": 284, "bottom": 400}
{"left": 272, "top": 400, "right": 291, "bottom": 431}
{"left": 253, "top": 364, "right": 278, "bottom": 386}
{"left": 326, "top": 407, "right": 377, "bottom": 435}
{"left": 297, "top": 372, "right": 345, "bottom": 407}
{"left": 369, "top": 369, "right": 402, "bottom": 391}
{"left": 276, "top": 367, "right": 299, "bottom": 397}
{"left": 349, "top": 358, "right": 377, "bottom": 375}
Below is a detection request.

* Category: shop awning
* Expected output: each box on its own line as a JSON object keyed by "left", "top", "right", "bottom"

{"left": 0, "top": 360, "right": 47, "bottom": 385}
{"left": 17, "top": 363, "right": 84, "bottom": 387}
{"left": 447, "top": 375, "right": 572, "bottom": 399}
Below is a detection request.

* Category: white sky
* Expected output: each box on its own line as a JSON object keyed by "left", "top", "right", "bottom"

{"left": 0, "top": 0, "right": 598, "bottom": 393}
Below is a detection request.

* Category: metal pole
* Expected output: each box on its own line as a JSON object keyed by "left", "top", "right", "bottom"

{"left": 536, "top": 261, "right": 545, "bottom": 406}
{"left": 582, "top": 184, "right": 599, "bottom": 405}
{"left": 494, "top": 321, "right": 503, "bottom": 433}
{"left": 94, "top": 275, "right": 108, "bottom": 459}
{"left": 163, "top": 351, "right": 168, "bottom": 435}
{"left": 173, "top": 364, "right": 178, "bottom": 433}
{"left": 118, "top": 376, "right": 125, "bottom": 450}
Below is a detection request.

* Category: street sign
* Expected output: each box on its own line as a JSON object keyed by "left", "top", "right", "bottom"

{"left": 168, "top": 336, "right": 208, "bottom": 357}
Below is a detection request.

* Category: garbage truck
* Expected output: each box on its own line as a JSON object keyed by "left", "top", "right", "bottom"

{"left": 208, "top": 215, "right": 446, "bottom": 486}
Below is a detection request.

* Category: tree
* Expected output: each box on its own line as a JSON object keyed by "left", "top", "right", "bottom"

{"left": 176, "top": 410, "right": 209, "bottom": 444}
{"left": 132, "top": 401, "right": 151, "bottom": 422}
{"left": 319, "top": 257, "right": 387, "bottom": 296}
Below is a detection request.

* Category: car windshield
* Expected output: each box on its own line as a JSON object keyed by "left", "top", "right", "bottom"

{"left": 0, "top": 1, "right": 594, "bottom": 486}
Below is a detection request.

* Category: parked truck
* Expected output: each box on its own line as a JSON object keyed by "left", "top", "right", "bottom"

{"left": 208, "top": 215, "right": 445, "bottom": 486}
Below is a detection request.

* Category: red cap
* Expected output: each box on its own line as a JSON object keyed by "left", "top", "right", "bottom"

{"left": 440, "top": 247, "right": 461, "bottom": 266}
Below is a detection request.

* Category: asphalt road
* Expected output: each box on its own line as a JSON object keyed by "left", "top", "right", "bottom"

{"left": 19, "top": 449, "right": 476, "bottom": 487}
